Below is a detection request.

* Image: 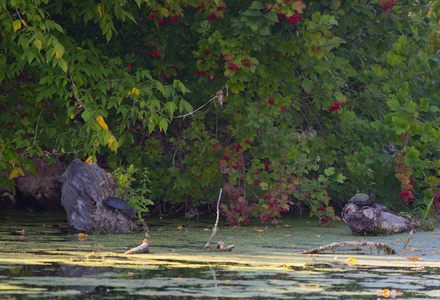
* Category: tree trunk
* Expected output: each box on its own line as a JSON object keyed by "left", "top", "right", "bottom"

{"left": 342, "top": 203, "right": 418, "bottom": 235}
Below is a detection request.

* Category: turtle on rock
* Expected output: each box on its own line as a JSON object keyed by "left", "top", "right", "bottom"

{"left": 102, "top": 197, "right": 138, "bottom": 220}
{"left": 348, "top": 192, "right": 375, "bottom": 207}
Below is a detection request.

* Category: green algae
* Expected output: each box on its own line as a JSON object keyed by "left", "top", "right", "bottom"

{"left": 1, "top": 212, "right": 440, "bottom": 298}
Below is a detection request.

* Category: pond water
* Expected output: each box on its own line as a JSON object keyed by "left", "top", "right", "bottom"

{"left": 1, "top": 212, "right": 440, "bottom": 299}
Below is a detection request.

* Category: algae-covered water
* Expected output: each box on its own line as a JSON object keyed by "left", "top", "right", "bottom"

{"left": 1, "top": 212, "right": 440, "bottom": 299}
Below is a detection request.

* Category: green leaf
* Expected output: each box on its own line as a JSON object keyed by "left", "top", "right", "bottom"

{"left": 156, "top": 81, "right": 165, "bottom": 96}
{"left": 392, "top": 116, "right": 410, "bottom": 135}
{"left": 324, "top": 167, "right": 335, "bottom": 177}
{"left": 243, "top": 9, "right": 262, "bottom": 17}
{"left": 55, "top": 43, "right": 65, "bottom": 59}
{"left": 336, "top": 173, "right": 347, "bottom": 184}
{"left": 249, "top": 1, "right": 264, "bottom": 9}
{"left": 159, "top": 118, "right": 168, "bottom": 133}
{"left": 57, "top": 58, "right": 68, "bottom": 72}
{"left": 387, "top": 99, "right": 400, "bottom": 111}
{"left": 34, "top": 38, "right": 42, "bottom": 51}
{"left": 81, "top": 110, "right": 92, "bottom": 122}
{"left": 264, "top": 11, "right": 278, "bottom": 22}
{"left": 165, "top": 101, "right": 177, "bottom": 119}
{"left": 259, "top": 26, "right": 270, "bottom": 35}
{"left": 12, "top": 20, "right": 21, "bottom": 32}
{"left": 179, "top": 100, "right": 193, "bottom": 113}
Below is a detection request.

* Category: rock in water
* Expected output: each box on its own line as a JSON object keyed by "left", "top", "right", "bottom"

{"left": 59, "top": 159, "right": 137, "bottom": 233}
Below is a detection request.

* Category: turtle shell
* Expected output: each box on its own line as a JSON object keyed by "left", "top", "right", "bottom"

{"left": 348, "top": 193, "right": 374, "bottom": 206}
{"left": 103, "top": 197, "right": 138, "bottom": 220}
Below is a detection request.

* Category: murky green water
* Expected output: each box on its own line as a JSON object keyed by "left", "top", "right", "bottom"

{"left": 1, "top": 212, "right": 440, "bottom": 299}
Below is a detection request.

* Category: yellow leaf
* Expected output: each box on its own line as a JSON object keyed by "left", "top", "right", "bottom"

{"left": 97, "top": 6, "right": 103, "bottom": 17}
{"left": 70, "top": 113, "right": 75, "bottom": 119}
{"left": 159, "top": 125, "right": 163, "bottom": 132}
{"left": 132, "top": 87, "right": 140, "bottom": 95}
{"left": 98, "top": 244, "right": 104, "bottom": 247}
{"left": 21, "top": 20, "right": 27, "bottom": 27}
{"left": 406, "top": 256, "right": 420, "bottom": 261}
{"left": 13, "top": 20, "right": 22, "bottom": 32}
{"left": 9, "top": 167, "right": 24, "bottom": 179}
{"left": 96, "top": 116, "right": 108, "bottom": 130}
{"left": 282, "top": 263, "right": 291, "bottom": 268}
{"left": 61, "top": 148, "right": 65, "bottom": 153}
{"left": 107, "top": 135, "right": 118, "bottom": 152}
{"left": 107, "top": 136, "right": 116, "bottom": 144}
{"left": 76, "top": 47, "right": 82, "bottom": 50}
{"left": 254, "top": 228, "right": 264, "bottom": 233}
{"left": 395, "top": 239, "right": 401, "bottom": 242}
{"left": 177, "top": 225, "right": 183, "bottom": 230}
{"left": 347, "top": 258, "right": 357, "bottom": 262}
{"left": 85, "top": 156, "right": 94, "bottom": 165}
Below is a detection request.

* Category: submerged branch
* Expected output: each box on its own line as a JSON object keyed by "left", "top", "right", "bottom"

{"left": 203, "top": 188, "right": 222, "bottom": 251}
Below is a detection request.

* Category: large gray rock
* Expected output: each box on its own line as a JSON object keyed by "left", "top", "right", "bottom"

{"left": 59, "top": 159, "right": 137, "bottom": 233}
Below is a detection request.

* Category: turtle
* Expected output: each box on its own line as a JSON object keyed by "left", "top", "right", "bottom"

{"left": 348, "top": 192, "right": 375, "bottom": 206}
{"left": 102, "top": 197, "right": 138, "bottom": 220}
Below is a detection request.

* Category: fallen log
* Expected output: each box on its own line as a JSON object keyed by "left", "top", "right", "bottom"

{"left": 299, "top": 241, "right": 396, "bottom": 255}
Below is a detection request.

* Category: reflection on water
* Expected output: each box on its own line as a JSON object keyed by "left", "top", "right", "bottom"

{"left": 1, "top": 263, "right": 440, "bottom": 299}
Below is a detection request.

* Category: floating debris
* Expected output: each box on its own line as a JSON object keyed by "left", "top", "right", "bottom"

{"left": 124, "top": 240, "right": 150, "bottom": 255}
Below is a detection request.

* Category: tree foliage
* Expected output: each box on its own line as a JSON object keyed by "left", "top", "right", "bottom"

{"left": 1, "top": 0, "right": 440, "bottom": 224}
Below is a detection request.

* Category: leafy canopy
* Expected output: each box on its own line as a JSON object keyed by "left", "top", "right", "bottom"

{"left": 1, "top": 0, "right": 440, "bottom": 224}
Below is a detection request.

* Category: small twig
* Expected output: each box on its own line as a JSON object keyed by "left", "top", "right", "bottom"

{"left": 42, "top": 147, "right": 87, "bottom": 156}
{"left": 403, "top": 229, "right": 414, "bottom": 249}
{"left": 176, "top": 86, "right": 227, "bottom": 119}
{"left": 68, "top": 68, "right": 87, "bottom": 110}
{"left": 32, "top": 109, "right": 43, "bottom": 146}
{"left": 203, "top": 188, "right": 222, "bottom": 251}
{"left": 300, "top": 241, "right": 396, "bottom": 255}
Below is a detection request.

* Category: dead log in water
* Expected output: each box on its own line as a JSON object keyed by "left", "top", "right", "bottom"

{"left": 342, "top": 203, "right": 419, "bottom": 235}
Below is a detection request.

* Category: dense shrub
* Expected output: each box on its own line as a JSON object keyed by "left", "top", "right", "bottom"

{"left": 1, "top": 0, "right": 440, "bottom": 224}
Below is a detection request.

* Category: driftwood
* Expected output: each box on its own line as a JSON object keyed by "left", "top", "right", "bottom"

{"left": 124, "top": 240, "right": 150, "bottom": 255}
{"left": 300, "top": 241, "right": 396, "bottom": 255}
{"left": 214, "top": 241, "right": 235, "bottom": 251}
{"left": 59, "top": 159, "right": 137, "bottom": 233}
{"left": 342, "top": 203, "right": 418, "bottom": 235}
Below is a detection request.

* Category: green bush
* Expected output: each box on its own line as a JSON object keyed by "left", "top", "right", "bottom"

{"left": 1, "top": 0, "right": 440, "bottom": 224}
